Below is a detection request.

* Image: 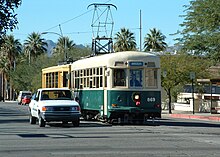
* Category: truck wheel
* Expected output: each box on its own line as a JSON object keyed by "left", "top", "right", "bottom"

{"left": 39, "top": 116, "right": 45, "bottom": 127}
{"left": 29, "top": 114, "right": 36, "bottom": 124}
{"left": 62, "top": 121, "right": 68, "bottom": 125}
{"left": 72, "top": 118, "right": 80, "bottom": 127}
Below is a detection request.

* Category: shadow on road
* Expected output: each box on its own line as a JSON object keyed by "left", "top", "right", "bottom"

{"left": 159, "top": 118, "right": 220, "bottom": 128}
{"left": 0, "top": 118, "right": 29, "bottom": 124}
{"left": 47, "top": 121, "right": 112, "bottom": 128}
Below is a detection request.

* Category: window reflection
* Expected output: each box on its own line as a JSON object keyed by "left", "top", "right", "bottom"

{"left": 113, "top": 69, "right": 126, "bottom": 86}
{"left": 145, "top": 69, "right": 157, "bottom": 87}
{"left": 130, "top": 69, "right": 143, "bottom": 87}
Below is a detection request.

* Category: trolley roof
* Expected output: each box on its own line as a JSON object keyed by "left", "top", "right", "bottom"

{"left": 71, "top": 51, "right": 160, "bottom": 69}
{"left": 42, "top": 64, "right": 71, "bottom": 73}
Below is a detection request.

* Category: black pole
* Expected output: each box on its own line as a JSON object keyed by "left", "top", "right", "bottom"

{"left": 139, "top": 10, "right": 142, "bottom": 51}
{"left": 192, "top": 79, "right": 194, "bottom": 114}
{"left": 210, "top": 82, "right": 213, "bottom": 114}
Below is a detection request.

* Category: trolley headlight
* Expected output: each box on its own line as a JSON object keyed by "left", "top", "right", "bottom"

{"left": 132, "top": 92, "right": 141, "bottom": 106}
{"left": 132, "top": 92, "right": 141, "bottom": 101}
{"left": 134, "top": 94, "right": 140, "bottom": 100}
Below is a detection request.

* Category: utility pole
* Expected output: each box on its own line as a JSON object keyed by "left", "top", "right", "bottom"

{"left": 190, "top": 72, "right": 195, "bottom": 114}
{"left": 59, "top": 24, "right": 67, "bottom": 62}
{"left": 140, "top": 10, "right": 142, "bottom": 52}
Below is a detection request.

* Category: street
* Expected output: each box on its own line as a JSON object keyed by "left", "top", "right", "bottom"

{"left": 0, "top": 102, "right": 220, "bottom": 157}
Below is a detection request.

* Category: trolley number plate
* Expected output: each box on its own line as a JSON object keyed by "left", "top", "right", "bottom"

{"left": 147, "top": 97, "right": 156, "bottom": 102}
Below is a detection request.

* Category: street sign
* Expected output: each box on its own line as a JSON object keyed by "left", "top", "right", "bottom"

{"left": 190, "top": 72, "right": 195, "bottom": 80}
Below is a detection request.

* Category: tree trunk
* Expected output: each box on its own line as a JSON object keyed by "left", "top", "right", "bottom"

{"left": 168, "top": 88, "right": 172, "bottom": 114}
{"left": 10, "top": 83, "right": 13, "bottom": 101}
{"left": 2, "top": 73, "right": 5, "bottom": 102}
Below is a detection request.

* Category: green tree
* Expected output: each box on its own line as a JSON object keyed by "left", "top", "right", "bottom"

{"left": 0, "top": 57, "right": 10, "bottom": 101}
{"left": 68, "top": 46, "right": 92, "bottom": 61}
{"left": 1, "top": 35, "right": 22, "bottom": 70}
{"left": 53, "top": 36, "right": 75, "bottom": 61}
{"left": 10, "top": 46, "right": 91, "bottom": 92}
{"left": 178, "top": 0, "right": 220, "bottom": 62}
{"left": 24, "top": 32, "right": 48, "bottom": 64}
{"left": 10, "top": 53, "right": 57, "bottom": 92}
{"left": 114, "top": 28, "right": 136, "bottom": 52}
{"left": 0, "top": 0, "right": 21, "bottom": 43}
{"left": 144, "top": 28, "right": 167, "bottom": 52}
{"left": 0, "top": 35, "right": 22, "bottom": 100}
{"left": 161, "top": 53, "right": 211, "bottom": 113}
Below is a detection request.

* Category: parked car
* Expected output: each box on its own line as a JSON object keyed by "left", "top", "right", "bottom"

{"left": 21, "top": 95, "right": 31, "bottom": 105}
{"left": 0, "top": 96, "right": 4, "bottom": 102}
{"left": 29, "top": 88, "right": 81, "bottom": 127}
{"left": 17, "top": 91, "right": 32, "bottom": 105}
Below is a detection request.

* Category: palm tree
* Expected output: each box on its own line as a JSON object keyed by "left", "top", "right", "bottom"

{"left": 24, "top": 32, "right": 48, "bottom": 64}
{"left": 0, "top": 57, "right": 10, "bottom": 101}
{"left": 53, "top": 36, "right": 75, "bottom": 61}
{"left": 0, "top": 35, "right": 22, "bottom": 100}
{"left": 1, "top": 35, "right": 22, "bottom": 70}
{"left": 114, "top": 28, "right": 136, "bottom": 52}
{"left": 144, "top": 28, "right": 167, "bottom": 52}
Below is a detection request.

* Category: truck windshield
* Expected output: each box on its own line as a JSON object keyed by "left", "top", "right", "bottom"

{"left": 41, "top": 90, "right": 72, "bottom": 100}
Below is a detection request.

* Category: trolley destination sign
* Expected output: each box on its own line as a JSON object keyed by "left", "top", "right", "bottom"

{"left": 129, "top": 61, "right": 143, "bottom": 66}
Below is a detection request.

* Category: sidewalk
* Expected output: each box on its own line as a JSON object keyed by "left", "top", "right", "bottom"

{"left": 162, "top": 110, "right": 220, "bottom": 122}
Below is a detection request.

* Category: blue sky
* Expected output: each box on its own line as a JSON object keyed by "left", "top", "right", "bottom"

{"left": 11, "top": 0, "right": 190, "bottom": 48}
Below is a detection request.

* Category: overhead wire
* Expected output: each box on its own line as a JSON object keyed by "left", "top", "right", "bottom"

{"left": 44, "top": 9, "right": 93, "bottom": 32}
{"left": 44, "top": 0, "right": 112, "bottom": 32}
{"left": 64, "top": 28, "right": 140, "bottom": 38}
{"left": 44, "top": 0, "right": 113, "bottom": 33}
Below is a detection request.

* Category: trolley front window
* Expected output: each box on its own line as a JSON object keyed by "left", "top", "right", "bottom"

{"left": 145, "top": 69, "right": 157, "bottom": 87}
{"left": 113, "top": 69, "right": 126, "bottom": 86}
{"left": 130, "top": 69, "right": 143, "bottom": 87}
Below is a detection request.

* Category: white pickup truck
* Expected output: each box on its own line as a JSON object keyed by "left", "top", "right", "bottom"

{"left": 29, "top": 88, "right": 81, "bottom": 127}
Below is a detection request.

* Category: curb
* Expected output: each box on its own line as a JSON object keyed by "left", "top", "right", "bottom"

{"left": 168, "top": 114, "right": 220, "bottom": 122}
{"left": 4, "top": 101, "right": 18, "bottom": 103}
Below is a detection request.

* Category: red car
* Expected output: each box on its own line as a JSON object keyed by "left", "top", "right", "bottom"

{"left": 21, "top": 95, "right": 31, "bottom": 105}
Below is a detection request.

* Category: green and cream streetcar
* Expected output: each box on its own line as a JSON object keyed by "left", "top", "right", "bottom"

{"left": 70, "top": 51, "right": 161, "bottom": 123}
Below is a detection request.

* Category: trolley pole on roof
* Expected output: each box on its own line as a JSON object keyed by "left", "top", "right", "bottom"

{"left": 140, "top": 10, "right": 142, "bottom": 52}
{"left": 88, "top": 3, "right": 117, "bottom": 55}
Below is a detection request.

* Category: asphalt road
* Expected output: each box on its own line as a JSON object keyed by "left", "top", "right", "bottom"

{"left": 0, "top": 101, "right": 220, "bottom": 157}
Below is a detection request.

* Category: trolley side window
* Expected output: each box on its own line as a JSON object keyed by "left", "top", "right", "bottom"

{"left": 130, "top": 69, "right": 143, "bottom": 87}
{"left": 46, "top": 73, "right": 49, "bottom": 88}
{"left": 73, "top": 67, "right": 105, "bottom": 89}
{"left": 113, "top": 69, "right": 126, "bottom": 86}
{"left": 55, "top": 72, "right": 58, "bottom": 88}
{"left": 145, "top": 69, "right": 157, "bottom": 87}
{"left": 51, "top": 73, "right": 54, "bottom": 87}
{"left": 63, "top": 72, "right": 68, "bottom": 87}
